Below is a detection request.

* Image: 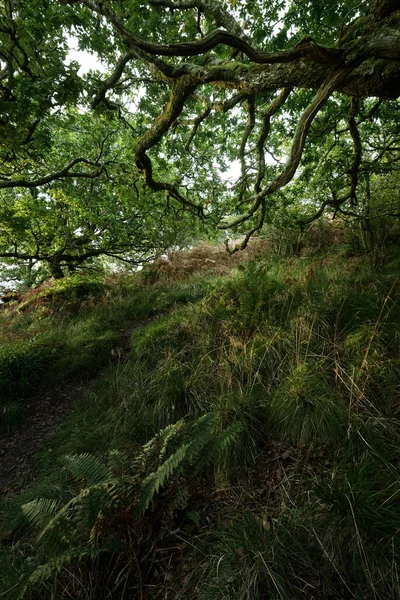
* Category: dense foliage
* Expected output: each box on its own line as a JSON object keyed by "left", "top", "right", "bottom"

{"left": 1, "top": 0, "right": 400, "bottom": 278}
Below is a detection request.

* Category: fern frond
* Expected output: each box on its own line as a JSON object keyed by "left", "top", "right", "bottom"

{"left": 214, "top": 421, "right": 244, "bottom": 455}
{"left": 21, "top": 498, "right": 61, "bottom": 531}
{"left": 190, "top": 412, "right": 215, "bottom": 432}
{"left": 158, "top": 419, "right": 185, "bottom": 461}
{"left": 137, "top": 443, "right": 190, "bottom": 516}
{"left": 137, "top": 414, "right": 243, "bottom": 515}
{"left": 107, "top": 449, "right": 131, "bottom": 472}
{"left": 36, "top": 480, "right": 120, "bottom": 545}
{"left": 133, "top": 418, "right": 185, "bottom": 476}
{"left": 140, "top": 419, "right": 184, "bottom": 457}
{"left": 63, "top": 453, "right": 112, "bottom": 484}
{"left": 194, "top": 421, "right": 244, "bottom": 473}
{"left": 183, "top": 413, "right": 215, "bottom": 463}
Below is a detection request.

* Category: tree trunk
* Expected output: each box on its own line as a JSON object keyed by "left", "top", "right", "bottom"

{"left": 49, "top": 260, "right": 64, "bottom": 279}
{"left": 373, "top": 0, "right": 399, "bottom": 20}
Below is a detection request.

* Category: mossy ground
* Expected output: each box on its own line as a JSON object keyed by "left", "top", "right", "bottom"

{"left": 0, "top": 247, "right": 399, "bottom": 599}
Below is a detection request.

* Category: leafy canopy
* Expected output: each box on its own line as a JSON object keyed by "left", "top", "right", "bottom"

{"left": 0, "top": 0, "right": 399, "bottom": 272}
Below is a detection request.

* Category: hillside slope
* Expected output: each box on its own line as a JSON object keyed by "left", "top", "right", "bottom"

{"left": 1, "top": 246, "right": 399, "bottom": 599}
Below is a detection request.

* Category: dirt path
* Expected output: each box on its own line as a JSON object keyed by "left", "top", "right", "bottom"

{"left": 0, "top": 330, "right": 135, "bottom": 498}
{"left": 0, "top": 382, "right": 88, "bottom": 497}
{"left": 0, "top": 317, "right": 159, "bottom": 499}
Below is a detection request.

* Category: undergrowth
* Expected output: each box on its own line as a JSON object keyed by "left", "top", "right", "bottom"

{"left": 0, "top": 271, "right": 220, "bottom": 430}
{"left": 0, "top": 248, "right": 399, "bottom": 599}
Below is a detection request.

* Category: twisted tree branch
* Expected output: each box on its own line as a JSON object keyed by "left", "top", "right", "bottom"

{"left": 73, "top": 0, "right": 342, "bottom": 67}
{"left": 0, "top": 157, "right": 106, "bottom": 189}
{"left": 220, "top": 67, "right": 352, "bottom": 230}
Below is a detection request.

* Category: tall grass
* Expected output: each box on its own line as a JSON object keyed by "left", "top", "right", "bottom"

{"left": 0, "top": 271, "right": 222, "bottom": 430}
{"left": 1, "top": 248, "right": 399, "bottom": 599}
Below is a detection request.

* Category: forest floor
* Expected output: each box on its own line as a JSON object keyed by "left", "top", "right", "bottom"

{"left": 0, "top": 381, "right": 85, "bottom": 497}
{"left": 0, "top": 241, "right": 261, "bottom": 497}
{"left": 0, "top": 318, "right": 155, "bottom": 496}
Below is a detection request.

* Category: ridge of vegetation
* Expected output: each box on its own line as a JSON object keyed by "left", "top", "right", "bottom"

{"left": 0, "top": 236, "right": 399, "bottom": 599}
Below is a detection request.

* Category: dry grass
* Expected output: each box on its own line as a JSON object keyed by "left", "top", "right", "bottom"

{"left": 143, "top": 238, "right": 270, "bottom": 281}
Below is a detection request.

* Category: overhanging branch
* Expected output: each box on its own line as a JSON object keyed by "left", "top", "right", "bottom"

{"left": 134, "top": 77, "right": 204, "bottom": 214}
{"left": 220, "top": 67, "right": 352, "bottom": 231}
{"left": 0, "top": 157, "right": 106, "bottom": 189}
{"left": 74, "top": 0, "right": 343, "bottom": 67}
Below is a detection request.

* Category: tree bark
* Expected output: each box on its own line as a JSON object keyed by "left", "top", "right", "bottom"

{"left": 49, "top": 260, "right": 64, "bottom": 279}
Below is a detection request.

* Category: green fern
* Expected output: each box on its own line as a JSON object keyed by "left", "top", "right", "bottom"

{"left": 21, "top": 498, "right": 61, "bottom": 531}
{"left": 17, "top": 412, "right": 244, "bottom": 599}
{"left": 137, "top": 443, "right": 190, "bottom": 515}
{"left": 36, "top": 479, "right": 120, "bottom": 546}
{"left": 158, "top": 419, "right": 185, "bottom": 461}
{"left": 63, "top": 452, "right": 112, "bottom": 484}
{"left": 23, "top": 414, "right": 242, "bottom": 547}
{"left": 183, "top": 413, "right": 216, "bottom": 463}
{"left": 133, "top": 419, "right": 184, "bottom": 477}
{"left": 107, "top": 448, "right": 133, "bottom": 472}
{"left": 23, "top": 455, "right": 120, "bottom": 550}
{"left": 194, "top": 420, "right": 244, "bottom": 474}
{"left": 137, "top": 413, "right": 242, "bottom": 515}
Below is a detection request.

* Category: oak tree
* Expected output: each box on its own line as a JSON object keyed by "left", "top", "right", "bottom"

{"left": 1, "top": 0, "right": 399, "bottom": 264}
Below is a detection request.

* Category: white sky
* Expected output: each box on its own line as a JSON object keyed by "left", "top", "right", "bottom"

{"left": 66, "top": 37, "right": 103, "bottom": 75}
